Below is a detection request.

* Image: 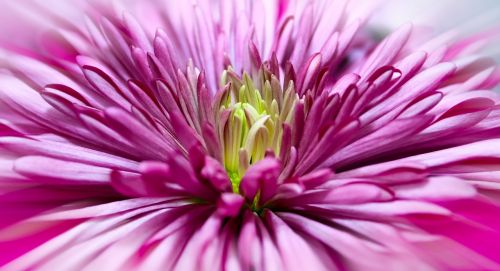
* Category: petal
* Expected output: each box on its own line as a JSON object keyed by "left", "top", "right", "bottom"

{"left": 240, "top": 157, "right": 281, "bottom": 205}
{"left": 14, "top": 156, "right": 112, "bottom": 185}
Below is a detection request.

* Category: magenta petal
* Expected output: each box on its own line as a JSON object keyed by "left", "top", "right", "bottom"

{"left": 264, "top": 211, "right": 330, "bottom": 271}
{"left": 394, "top": 176, "right": 477, "bottom": 200}
{"left": 200, "top": 156, "right": 231, "bottom": 192}
{"left": 240, "top": 157, "right": 281, "bottom": 205}
{"left": 297, "top": 168, "right": 334, "bottom": 189}
{"left": 14, "top": 156, "right": 111, "bottom": 185}
{"left": 216, "top": 193, "right": 244, "bottom": 217}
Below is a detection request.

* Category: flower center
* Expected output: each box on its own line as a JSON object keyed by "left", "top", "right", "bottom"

{"left": 216, "top": 69, "right": 297, "bottom": 192}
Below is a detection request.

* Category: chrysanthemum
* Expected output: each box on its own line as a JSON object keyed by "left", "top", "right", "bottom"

{"left": 0, "top": 0, "right": 500, "bottom": 270}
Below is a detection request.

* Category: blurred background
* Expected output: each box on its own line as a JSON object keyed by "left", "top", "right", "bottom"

{"left": 372, "top": 0, "right": 500, "bottom": 60}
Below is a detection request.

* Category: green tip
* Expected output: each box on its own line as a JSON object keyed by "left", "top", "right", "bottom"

{"left": 228, "top": 171, "right": 241, "bottom": 193}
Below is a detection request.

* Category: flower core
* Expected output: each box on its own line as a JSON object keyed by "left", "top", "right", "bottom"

{"left": 217, "top": 69, "right": 297, "bottom": 192}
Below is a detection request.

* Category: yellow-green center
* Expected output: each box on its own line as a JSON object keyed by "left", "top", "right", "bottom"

{"left": 216, "top": 69, "right": 297, "bottom": 192}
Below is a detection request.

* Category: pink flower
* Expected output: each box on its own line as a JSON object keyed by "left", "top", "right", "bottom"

{"left": 0, "top": 1, "right": 500, "bottom": 270}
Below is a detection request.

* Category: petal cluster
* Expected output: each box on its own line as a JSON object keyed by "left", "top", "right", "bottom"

{"left": 0, "top": 1, "right": 499, "bottom": 270}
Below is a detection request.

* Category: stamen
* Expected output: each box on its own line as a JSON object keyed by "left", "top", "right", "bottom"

{"left": 217, "top": 68, "right": 298, "bottom": 192}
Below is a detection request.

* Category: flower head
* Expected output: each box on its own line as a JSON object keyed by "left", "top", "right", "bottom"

{"left": 0, "top": 0, "right": 500, "bottom": 270}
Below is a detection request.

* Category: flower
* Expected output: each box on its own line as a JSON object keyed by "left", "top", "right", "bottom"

{"left": 0, "top": 0, "right": 500, "bottom": 270}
